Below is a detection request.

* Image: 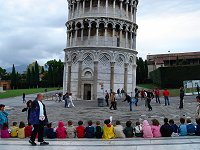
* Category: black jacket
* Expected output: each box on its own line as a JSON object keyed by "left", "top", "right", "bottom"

{"left": 160, "top": 123, "right": 173, "bottom": 137}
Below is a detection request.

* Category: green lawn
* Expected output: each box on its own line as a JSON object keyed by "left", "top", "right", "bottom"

{"left": 137, "top": 84, "right": 180, "bottom": 97}
{"left": 0, "top": 88, "right": 60, "bottom": 99}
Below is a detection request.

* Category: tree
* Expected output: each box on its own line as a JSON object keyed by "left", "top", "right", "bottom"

{"left": 0, "top": 67, "right": 6, "bottom": 80}
{"left": 136, "top": 57, "right": 147, "bottom": 84}
{"left": 26, "top": 68, "right": 31, "bottom": 88}
{"left": 11, "top": 64, "right": 16, "bottom": 89}
{"left": 31, "top": 66, "right": 35, "bottom": 88}
{"left": 34, "top": 61, "right": 40, "bottom": 88}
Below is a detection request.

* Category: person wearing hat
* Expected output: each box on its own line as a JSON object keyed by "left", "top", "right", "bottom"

{"left": 0, "top": 104, "right": 8, "bottom": 129}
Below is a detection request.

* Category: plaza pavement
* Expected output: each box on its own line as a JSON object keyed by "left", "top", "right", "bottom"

{"left": 0, "top": 92, "right": 199, "bottom": 149}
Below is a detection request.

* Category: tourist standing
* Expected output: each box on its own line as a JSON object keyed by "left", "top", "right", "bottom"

{"left": 179, "top": 87, "right": 185, "bottom": 109}
{"left": 63, "top": 92, "right": 69, "bottom": 108}
{"left": 22, "top": 100, "right": 32, "bottom": 124}
{"left": 105, "top": 90, "right": 109, "bottom": 106}
{"left": 110, "top": 92, "right": 117, "bottom": 110}
{"left": 0, "top": 104, "right": 8, "bottom": 129}
{"left": 22, "top": 93, "right": 26, "bottom": 103}
{"left": 68, "top": 93, "right": 75, "bottom": 108}
{"left": 121, "top": 88, "right": 125, "bottom": 97}
{"left": 123, "top": 93, "right": 133, "bottom": 111}
{"left": 29, "top": 94, "right": 49, "bottom": 146}
{"left": 146, "top": 90, "right": 154, "bottom": 111}
{"left": 154, "top": 88, "right": 160, "bottom": 104}
{"left": 195, "top": 96, "right": 200, "bottom": 118}
{"left": 140, "top": 89, "right": 145, "bottom": 101}
{"left": 134, "top": 88, "right": 139, "bottom": 106}
{"left": 163, "top": 89, "right": 170, "bottom": 106}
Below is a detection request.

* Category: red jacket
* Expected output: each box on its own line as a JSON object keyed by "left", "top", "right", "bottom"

{"left": 25, "top": 125, "right": 32, "bottom": 137}
{"left": 154, "top": 90, "right": 160, "bottom": 96}
{"left": 163, "top": 90, "right": 169, "bottom": 97}
{"left": 76, "top": 125, "right": 85, "bottom": 138}
{"left": 56, "top": 121, "right": 67, "bottom": 138}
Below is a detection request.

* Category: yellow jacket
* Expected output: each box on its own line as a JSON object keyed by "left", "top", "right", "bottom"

{"left": 10, "top": 126, "right": 19, "bottom": 137}
{"left": 102, "top": 124, "right": 115, "bottom": 140}
{"left": 18, "top": 127, "right": 25, "bottom": 138}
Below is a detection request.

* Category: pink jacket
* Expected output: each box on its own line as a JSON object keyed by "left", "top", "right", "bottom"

{"left": 56, "top": 121, "right": 67, "bottom": 138}
{"left": 151, "top": 125, "right": 161, "bottom": 138}
{"left": 142, "top": 120, "right": 153, "bottom": 138}
{"left": 1, "top": 128, "right": 10, "bottom": 138}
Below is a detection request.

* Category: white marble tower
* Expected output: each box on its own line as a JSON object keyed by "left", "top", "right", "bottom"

{"left": 63, "top": 0, "right": 138, "bottom": 100}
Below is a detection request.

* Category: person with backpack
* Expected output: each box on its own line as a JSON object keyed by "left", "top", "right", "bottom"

{"left": 123, "top": 93, "right": 133, "bottom": 111}
{"left": 105, "top": 90, "right": 109, "bottom": 106}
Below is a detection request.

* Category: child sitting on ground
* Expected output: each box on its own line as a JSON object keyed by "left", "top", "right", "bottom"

{"left": 1, "top": 123, "right": 10, "bottom": 138}
{"left": 56, "top": 121, "right": 67, "bottom": 138}
{"left": 114, "top": 120, "right": 125, "bottom": 138}
{"left": 25, "top": 123, "right": 32, "bottom": 138}
{"left": 123, "top": 120, "right": 134, "bottom": 138}
{"left": 45, "top": 122, "right": 56, "bottom": 139}
{"left": 67, "top": 120, "right": 76, "bottom": 138}
{"left": 95, "top": 121, "right": 103, "bottom": 139}
{"left": 151, "top": 119, "right": 161, "bottom": 138}
{"left": 18, "top": 121, "right": 25, "bottom": 138}
{"left": 178, "top": 118, "right": 187, "bottom": 136}
{"left": 134, "top": 121, "right": 143, "bottom": 137}
{"left": 10, "top": 122, "right": 18, "bottom": 138}
{"left": 186, "top": 118, "right": 195, "bottom": 136}
{"left": 85, "top": 120, "right": 95, "bottom": 138}
{"left": 76, "top": 120, "right": 85, "bottom": 138}
{"left": 169, "top": 119, "right": 178, "bottom": 134}
{"left": 142, "top": 120, "right": 153, "bottom": 138}
{"left": 102, "top": 119, "right": 115, "bottom": 139}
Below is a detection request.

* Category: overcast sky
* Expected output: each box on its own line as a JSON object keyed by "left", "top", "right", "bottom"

{"left": 0, "top": 0, "right": 200, "bottom": 68}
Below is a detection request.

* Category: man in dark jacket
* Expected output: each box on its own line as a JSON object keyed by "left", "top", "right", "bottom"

{"left": 123, "top": 93, "right": 133, "bottom": 111}
{"left": 29, "top": 94, "right": 49, "bottom": 146}
{"left": 160, "top": 118, "right": 173, "bottom": 137}
{"left": 146, "top": 90, "right": 154, "bottom": 111}
{"left": 179, "top": 87, "right": 185, "bottom": 109}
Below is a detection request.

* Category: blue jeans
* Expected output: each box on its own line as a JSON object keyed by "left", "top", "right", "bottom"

{"left": 164, "top": 96, "right": 170, "bottom": 105}
{"left": 129, "top": 101, "right": 133, "bottom": 111}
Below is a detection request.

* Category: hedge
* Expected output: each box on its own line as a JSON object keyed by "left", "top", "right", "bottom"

{"left": 149, "top": 65, "right": 200, "bottom": 88}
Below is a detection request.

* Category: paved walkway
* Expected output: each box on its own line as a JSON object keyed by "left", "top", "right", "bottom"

{"left": 0, "top": 137, "right": 200, "bottom": 150}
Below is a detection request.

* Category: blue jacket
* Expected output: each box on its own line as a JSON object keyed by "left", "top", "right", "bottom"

{"left": 85, "top": 126, "right": 95, "bottom": 138}
{"left": 178, "top": 124, "right": 187, "bottom": 136}
{"left": 187, "top": 123, "right": 195, "bottom": 135}
{"left": 29, "top": 99, "right": 48, "bottom": 125}
{"left": 195, "top": 125, "right": 200, "bottom": 136}
{"left": 0, "top": 111, "right": 8, "bottom": 126}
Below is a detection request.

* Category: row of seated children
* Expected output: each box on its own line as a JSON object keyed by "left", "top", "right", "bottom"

{"left": 1, "top": 117, "right": 200, "bottom": 139}
{"left": 1, "top": 122, "right": 32, "bottom": 138}
{"left": 41, "top": 117, "right": 200, "bottom": 139}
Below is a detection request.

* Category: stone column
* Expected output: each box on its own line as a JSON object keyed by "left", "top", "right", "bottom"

{"left": 90, "top": 0, "right": 93, "bottom": 13}
{"left": 83, "top": 0, "right": 85, "bottom": 15}
{"left": 120, "top": 0, "right": 123, "bottom": 17}
{"left": 132, "top": 64, "right": 137, "bottom": 94}
{"left": 112, "top": 28, "right": 115, "bottom": 46}
{"left": 133, "top": 3, "right": 137, "bottom": 23}
{"left": 113, "top": 0, "right": 116, "bottom": 17}
{"left": 126, "top": 1, "right": 129, "bottom": 18}
{"left": 97, "top": 0, "right": 100, "bottom": 13}
{"left": 133, "top": 32, "right": 136, "bottom": 50}
{"left": 124, "top": 63, "right": 128, "bottom": 93}
{"left": 70, "top": 31, "right": 73, "bottom": 47}
{"left": 110, "top": 62, "right": 115, "bottom": 92}
{"left": 63, "top": 57, "right": 67, "bottom": 94}
{"left": 80, "top": 28, "right": 83, "bottom": 45}
{"left": 96, "top": 26, "right": 99, "bottom": 45}
{"left": 77, "top": 60, "right": 82, "bottom": 98}
{"left": 93, "top": 61, "right": 98, "bottom": 100}
{"left": 104, "top": 24, "right": 107, "bottom": 46}
{"left": 75, "top": 28, "right": 78, "bottom": 46}
{"left": 88, "top": 25, "right": 91, "bottom": 45}
{"left": 68, "top": 5, "right": 71, "bottom": 20}
{"left": 67, "top": 31, "right": 70, "bottom": 47}
{"left": 72, "top": 1, "right": 75, "bottom": 18}
{"left": 125, "top": 29, "right": 128, "bottom": 48}
{"left": 67, "top": 61, "right": 72, "bottom": 93}
{"left": 106, "top": 0, "right": 108, "bottom": 16}
{"left": 130, "top": 3, "right": 133, "bottom": 21}
{"left": 77, "top": 0, "right": 80, "bottom": 17}
{"left": 130, "top": 31, "right": 133, "bottom": 49}
{"left": 120, "top": 27, "right": 122, "bottom": 47}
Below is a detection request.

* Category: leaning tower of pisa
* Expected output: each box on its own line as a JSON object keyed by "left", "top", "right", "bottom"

{"left": 63, "top": 0, "right": 138, "bottom": 100}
